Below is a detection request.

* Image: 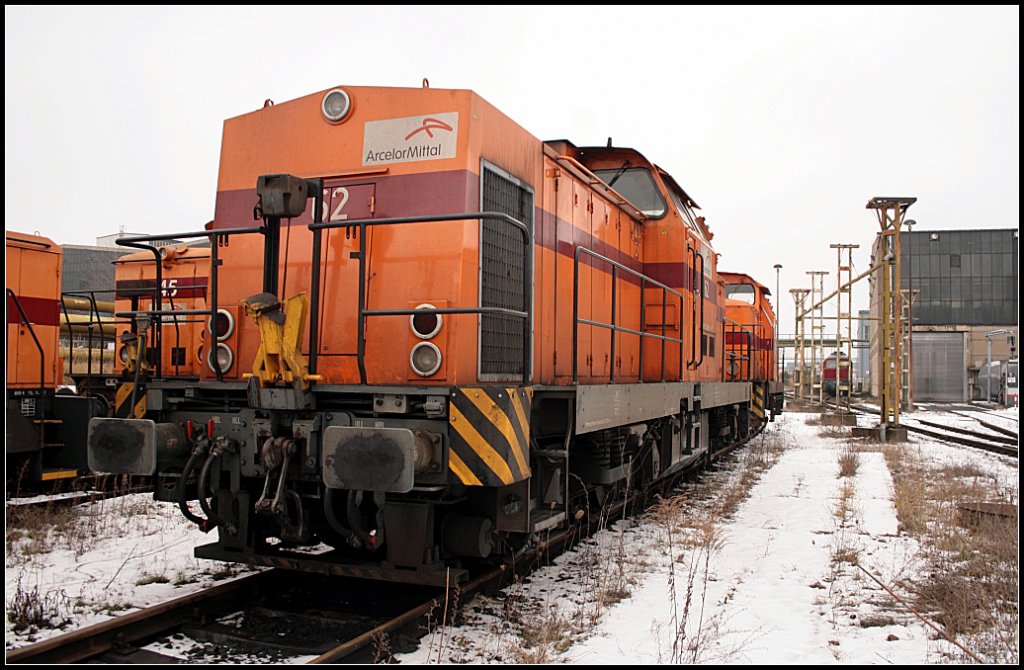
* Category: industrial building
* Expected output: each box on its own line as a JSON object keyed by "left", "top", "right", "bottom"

{"left": 869, "top": 228, "right": 1018, "bottom": 402}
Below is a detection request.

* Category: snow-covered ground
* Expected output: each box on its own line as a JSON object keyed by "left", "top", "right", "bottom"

{"left": 4, "top": 494, "right": 259, "bottom": 649}
{"left": 5, "top": 407, "right": 1018, "bottom": 662}
{"left": 401, "top": 409, "right": 1019, "bottom": 664}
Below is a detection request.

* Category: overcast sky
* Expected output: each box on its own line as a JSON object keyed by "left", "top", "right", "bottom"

{"left": 5, "top": 6, "right": 1019, "bottom": 329}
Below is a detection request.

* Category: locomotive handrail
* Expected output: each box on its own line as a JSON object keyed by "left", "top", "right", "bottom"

{"left": 309, "top": 211, "right": 532, "bottom": 384}
{"left": 6, "top": 288, "right": 47, "bottom": 395}
{"left": 724, "top": 320, "right": 772, "bottom": 382}
{"left": 61, "top": 289, "right": 124, "bottom": 391}
{"left": 723, "top": 318, "right": 754, "bottom": 382}
{"left": 115, "top": 226, "right": 265, "bottom": 382}
{"left": 5, "top": 288, "right": 47, "bottom": 452}
{"left": 572, "top": 246, "right": 685, "bottom": 384}
{"left": 693, "top": 247, "right": 705, "bottom": 370}
{"left": 686, "top": 245, "right": 696, "bottom": 368}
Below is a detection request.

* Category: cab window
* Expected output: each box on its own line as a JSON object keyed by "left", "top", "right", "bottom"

{"left": 593, "top": 168, "right": 667, "bottom": 217}
{"left": 726, "top": 283, "right": 756, "bottom": 305}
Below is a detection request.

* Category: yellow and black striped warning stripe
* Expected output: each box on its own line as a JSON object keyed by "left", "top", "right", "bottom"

{"left": 448, "top": 387, "right": 532, "bottom": 487}
{"left": 750, "top": 383, "right": 766, "bottom": 421}
{"left": 115, "top": 382, "right": 147, "bottom": 419}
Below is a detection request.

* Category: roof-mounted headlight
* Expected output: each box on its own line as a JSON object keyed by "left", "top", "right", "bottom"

{"left": 321, "top": 88, "right": 351, "bottom": 123}
{"left": 410, "top": 342, "right": 442, "bottom": 377}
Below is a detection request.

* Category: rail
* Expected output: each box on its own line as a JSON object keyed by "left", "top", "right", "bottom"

{"left": 819, "top": 398, "right": 1019, "bottom": 459}
{"left": 309, "top": 211, "right": 532, "bottom": 384}
{"left": 4, "top": 572, "right": 269, "bottom": 664}
{"left": 572, "top": 246, "right": 685, "bottom": 384}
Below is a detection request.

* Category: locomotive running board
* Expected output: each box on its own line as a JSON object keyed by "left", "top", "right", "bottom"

{"left": 574, "top": 381, "right": 751, "bottom": 435}
{"left": 194, "top": 543, "right": 467, "bottom": 586}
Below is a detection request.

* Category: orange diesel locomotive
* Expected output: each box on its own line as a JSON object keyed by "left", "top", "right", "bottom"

{"left": 112, "top": 244, "right": 217, "bottom": 418}
{"left": 89, "top": 85, "right": 783, "bottom": 583}
{"left": 721, "top": 271, "right": 782, "bottom": 423}
{"left": 7, "top": 232, "right": 106, "bottom": 484}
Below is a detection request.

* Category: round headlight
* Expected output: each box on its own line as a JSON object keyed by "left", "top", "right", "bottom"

{"left": 321, "top": 88, "right": 351, "bottom": 123}
{"left": 208, "top": 309, "right": 235, "bottom": 341}
{"left": 207, "top": 343, "right": 234, "bottom": 373}
{"left": 410, "top": 303, "right": 442, "bottom": 339}
{"left": 118, "top": 346, "right": 129, "bottom": 365}
{"left": 410, "top": 342, "right": 442, "bottom": 377}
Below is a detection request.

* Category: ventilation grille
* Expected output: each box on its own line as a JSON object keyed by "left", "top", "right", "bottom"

{"left": 480, "top": 165, "right": 532, "bottom": 378}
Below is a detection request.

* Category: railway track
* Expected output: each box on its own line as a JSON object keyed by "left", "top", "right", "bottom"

{"left": 814, "top": 400, "right": 1019, "bottom": 459}
{"left": 3, "top": 513, "right": 626, "bottom": 664}
{"left": 4, "top": 569, "right": 453, "bottom": 664}
{"left": 5, "top": 485, "right": 153, "bottom": 513}
{"left": 901, "top": 422, "right": 1018, "bottom": 458}
{"left": 5, "top": 572, "right": 270, "bottom": 664}
{"left": 6, "top": 426, "right": 768, "bottom": 665}
{"left": 947, "top": 410, "right": 1019, "bottom": 439}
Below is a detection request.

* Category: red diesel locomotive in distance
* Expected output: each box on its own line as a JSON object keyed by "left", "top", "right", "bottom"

{"left": 822, "top": 352, "right": 852, "bottom": 397}
{"left": 88, "top": 84, "right": 784, "bottom": 584}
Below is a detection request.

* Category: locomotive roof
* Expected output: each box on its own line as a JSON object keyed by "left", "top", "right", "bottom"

{"left": 6, "top": 230, "right": 59, "bottom": 252}
{"left": 720, "top": 271, "right": 770, "bottom": 294}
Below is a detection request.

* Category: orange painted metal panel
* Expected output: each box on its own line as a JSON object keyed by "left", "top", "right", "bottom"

{"left": 6, "top": 232, "right": 63, "bottom": 389}
{"left": 199, "top": 84, "right": 780, "bottom": 390}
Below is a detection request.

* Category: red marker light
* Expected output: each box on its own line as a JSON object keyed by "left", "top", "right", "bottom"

{"left": 207, "top": 418, "right": 215, "bottom": 437}
{"left": 187, "top": 420, "right": 194, "bottom": 440}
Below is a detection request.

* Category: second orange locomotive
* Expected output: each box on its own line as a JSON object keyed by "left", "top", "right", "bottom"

{"left": 90, "top": 85, "right": 783, "bottom": 583}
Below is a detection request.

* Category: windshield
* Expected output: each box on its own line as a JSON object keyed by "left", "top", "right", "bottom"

{"left": 593, "top": 168, "right": 667, "bottom": 217}
{"left": 726, "top": 283, "right": 756, "bottom": 305}
{"left": 666, "top": 185, "right": 707, "bottom": 241}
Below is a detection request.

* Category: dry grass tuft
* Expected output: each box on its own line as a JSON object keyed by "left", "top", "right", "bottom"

{"left": 830, "top": 479, "right": 860, "bottom": 569}
{"left": 936, "top": 462, "right": 991, "bottom": 480}
{"left": 6, "top": 478, "right": 154, "bottom": 565}
{"left": 513, "top": 606, "right": 575, "bottom": 663}
{"left": 135, "top": 571, "right": 171, "bottom": 587}
{"left": 837, "top": 447, "right": 861, "bottom": 478}
{"left": 371, "top": 631, "right": 395, "bottom": 664}
{"left": 6, "top": 578, "right": 73, "bottom": 633}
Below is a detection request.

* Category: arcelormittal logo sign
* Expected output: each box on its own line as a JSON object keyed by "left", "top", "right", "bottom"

{"left": 363, "top": 112, "right": 459, "bottom": 166}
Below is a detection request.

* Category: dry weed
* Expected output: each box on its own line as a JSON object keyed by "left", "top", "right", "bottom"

{"left": 6, "top": 578, "right": 73, "bottom": 632}
{"left": 837, "top": 447, "right": 860, "bottom": 478}
{"left": 882, "top": 443, "right": 1018, "bottom": 662}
